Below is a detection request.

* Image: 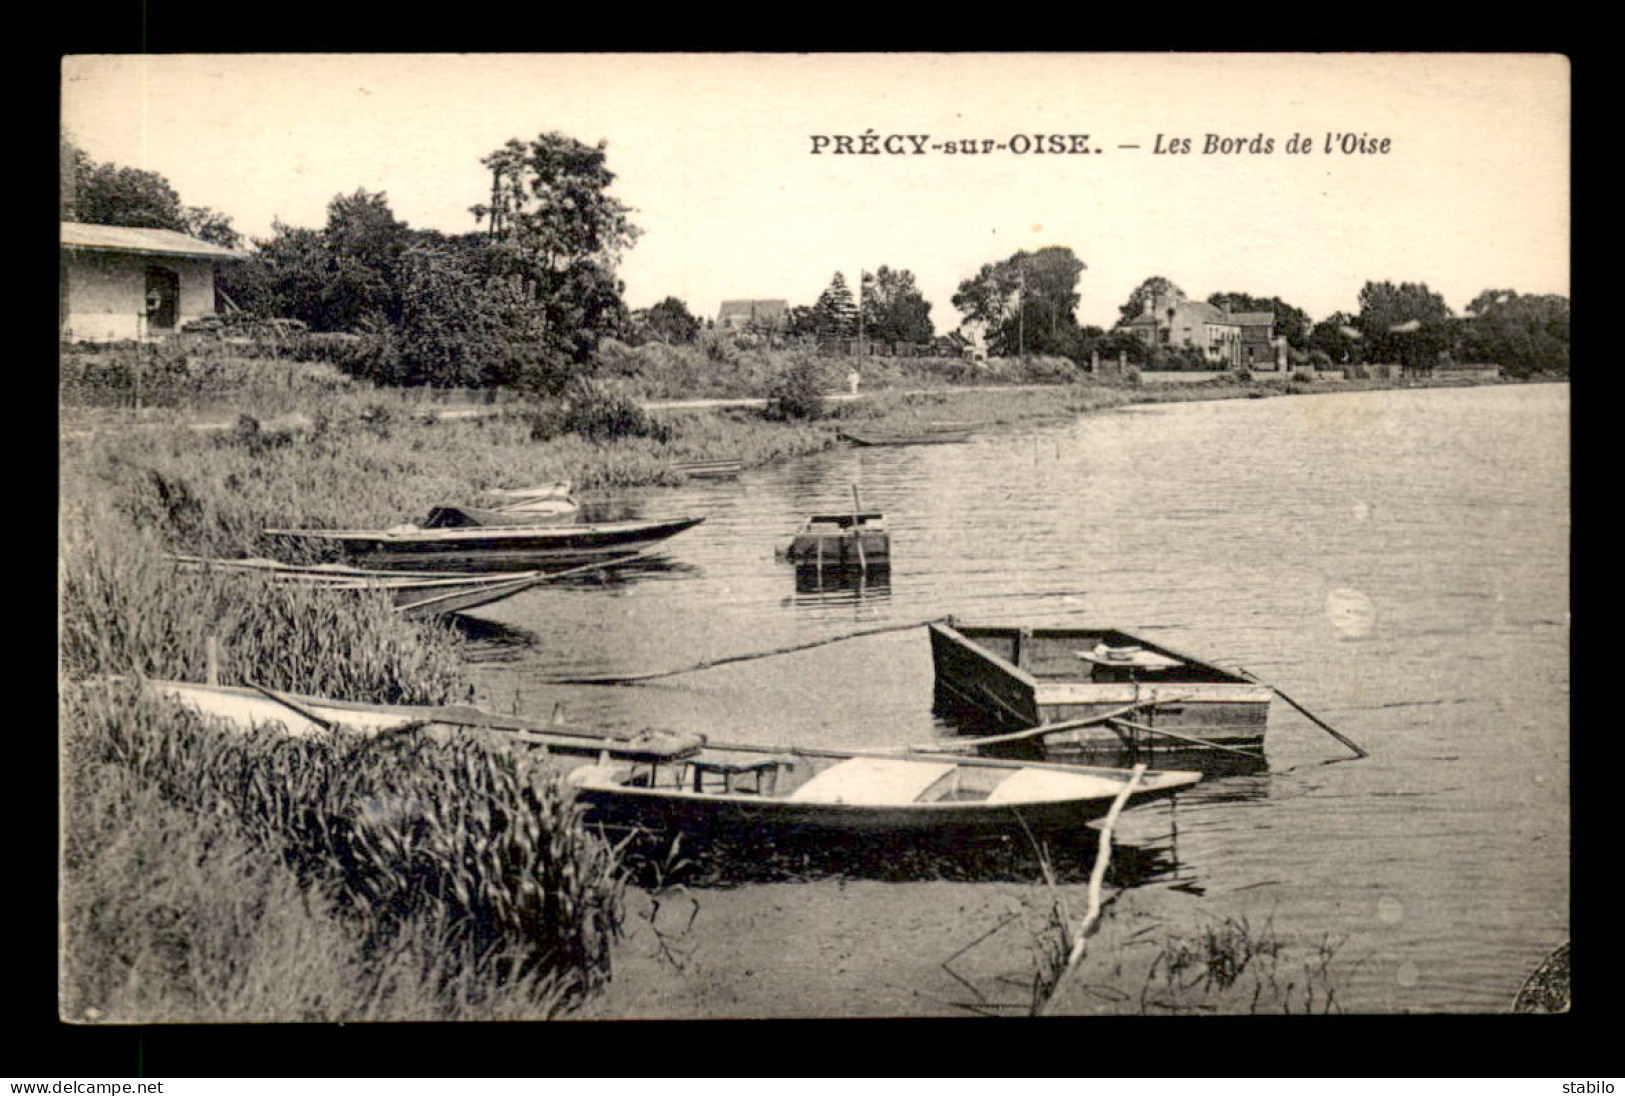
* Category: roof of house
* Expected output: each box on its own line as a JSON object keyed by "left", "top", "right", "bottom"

{"left": 717, "top": 299, "right": 789, "bottom": 324}
{"left": 60, "top": 222, "right": 245, "bottom": 261}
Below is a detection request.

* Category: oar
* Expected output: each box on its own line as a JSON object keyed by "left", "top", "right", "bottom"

{"left": 908, "top": 695, "right": 1193, "bottom": 752}
{"left": 246, "top": 681, "right": 340, "bottom": 734}
{"left": 1104, "top": 718, "right": 1264, "bottom": 761}
{"left": 1237, "top": 668, "right": 1368, "bottom": 760}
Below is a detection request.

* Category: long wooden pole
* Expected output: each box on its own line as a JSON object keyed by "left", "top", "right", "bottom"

{"left": 1238, "top": 668, "right": 1368, "bottom": 759}
{"left": 1104, "top": 717, "right": 1264, "bottom": 761}
{"left": 539, "top": 616, "right": 947, "bottom": 685}
{"left": 1035, "top": 762, "right": 1146, "bottom": 1016}
{"left": 850, "top": 484, "right": 867, "bottom": 570}
{"left": 908, "top": 695, "right": 1194, "bottom": 752}
{"left": 246, "top": 681, "right": 338, "bottom": 734}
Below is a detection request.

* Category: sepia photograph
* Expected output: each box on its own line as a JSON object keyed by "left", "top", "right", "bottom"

{"left": 57, "top": 52, "right": 1570, "bottom": 1026}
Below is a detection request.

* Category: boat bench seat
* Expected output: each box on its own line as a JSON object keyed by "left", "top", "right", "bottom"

{"left": 787, "top": 758, "right": 957, "bottom": 805}
{"left": 688, "top": 756, "right": 794, "bottom": 795}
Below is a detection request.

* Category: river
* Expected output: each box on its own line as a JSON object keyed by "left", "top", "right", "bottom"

{"left": 462, "top": 382, "right": 1569, "bottom": 1017}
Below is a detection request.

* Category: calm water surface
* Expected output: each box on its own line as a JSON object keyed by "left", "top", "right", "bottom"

{"left": 464, "top": 383, "right": 1569, "bottom": 1013}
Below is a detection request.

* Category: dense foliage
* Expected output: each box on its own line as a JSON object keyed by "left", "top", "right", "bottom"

{"left": 953, "top": 246, "right": 1087, "bottom": 358}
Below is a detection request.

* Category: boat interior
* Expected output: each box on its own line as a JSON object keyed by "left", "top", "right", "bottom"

{"left": 565, "top": 752, "right": 1131, "bottom": 805}
{"left": 801, "top": 512, "right": 887, "bottom": 531}
{"left": 960, "top": 626, "right": 1247, "bottom": 684}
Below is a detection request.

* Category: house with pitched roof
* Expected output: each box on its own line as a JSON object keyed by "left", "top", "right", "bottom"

{"left": 716, "top": 299, "right": 789, "bottom": 333}
{"left": 60, "top": 222, "right": 244, "bottom": 341}
{"left": 1119, "top": 286, "right": 1279, "bottom": 369}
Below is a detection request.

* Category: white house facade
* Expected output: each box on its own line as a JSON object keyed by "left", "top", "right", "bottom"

{"left": 60, "top": 222, "right": 244, "bottom": 342}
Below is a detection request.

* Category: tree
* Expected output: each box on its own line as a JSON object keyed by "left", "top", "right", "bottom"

{"left": 1308, "top": 311, "right": 1365, "bottom": 364}
{"left": 1117, "top": 276, "right": 1186, "bottom": 326}
{"left": 64, "top": 137, "right": 242, "bottom": 249}
{"left": 812, "top": 272, "right": 859, "bottom": 337}
{"left": 1462, "top": 289, "right": 1570, "bottom": 377}
{"left": 181, "top": 207, "right": 242, "bottom": 250}
{"left": 859, "top": 266, "right": 934, "bottom": 344}
{"left": 641, "top": 297, "right": 702, "bottom": 344}
{"left": 953, "top": 246, "right": 1086, "bottom": 356}
{"left": 1207, "top": 291, "right": 1312, "bottom": 350}
{"left": 470, "top": 132, "right": 641, "bottom": 364}
{"left": 1356, "top": 281, "right": 1454, "bottom": 367}
{"left": 71, "top": 160, "right": 186, "bottom": 230}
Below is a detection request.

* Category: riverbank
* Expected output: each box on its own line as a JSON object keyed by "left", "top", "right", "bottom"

{"left": 57, "top": 370, "right": 1564, "bottom": 1021}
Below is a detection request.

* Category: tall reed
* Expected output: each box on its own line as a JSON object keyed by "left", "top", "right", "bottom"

{"left": 61, "top": 682, "right": 622, "bottom": 1020}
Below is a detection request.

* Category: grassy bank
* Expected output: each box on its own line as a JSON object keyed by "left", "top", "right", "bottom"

{"left": 58, "top": 422, "right": 632, "bottom": 1020}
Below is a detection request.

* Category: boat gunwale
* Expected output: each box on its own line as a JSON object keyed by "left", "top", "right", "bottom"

{"left": 264, "top": 515, "right": 705, "bottom": 544}
{"left": 933, "top": 619, "right": 1253, "bottom": 686}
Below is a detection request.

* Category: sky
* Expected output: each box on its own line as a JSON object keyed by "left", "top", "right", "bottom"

{"left": 61, "top": 53, "right": 1570, "bottom": 334}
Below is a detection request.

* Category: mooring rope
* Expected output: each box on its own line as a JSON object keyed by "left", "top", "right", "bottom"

{"left": 538, "top": 616, "right": 949, "bottom": 686}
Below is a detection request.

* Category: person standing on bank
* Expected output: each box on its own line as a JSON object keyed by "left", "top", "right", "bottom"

{"left": 847, "top": 366, "right": 861, "bottom": 395}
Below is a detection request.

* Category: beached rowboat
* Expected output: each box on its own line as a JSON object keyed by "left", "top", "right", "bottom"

{"left": 264, "top": 515, "right": 705, "bottom": 571}
{"left": 929, "top": 620, "right": 1273, "bottom": 759}
{"left": 168, "top": 553, "right": 644, "bottom": 618}
{"left": 137, "top": 678, "right": 705, "bottom": 760}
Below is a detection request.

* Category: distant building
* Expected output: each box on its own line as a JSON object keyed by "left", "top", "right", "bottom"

{"left": 717, "top": 299, "right": 789, "bottom": 332}
{"left": 1119, "top": 286, "right": 1277, "bottom": 368}
{"left": 60, "top": 222, "right": 244, "bottom": 342}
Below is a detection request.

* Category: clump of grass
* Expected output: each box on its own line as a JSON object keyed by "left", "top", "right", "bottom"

{"left": 61, "top": 681, "right": 624, "bottom": 1021}
{"left": 1135, "top": 914, "right": 1348, "bottom": 1015}
{"left": 59, "top": 528, "right": 466, "bottom": 704}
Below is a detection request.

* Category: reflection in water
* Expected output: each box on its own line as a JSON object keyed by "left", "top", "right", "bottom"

{"left": 791, "top": 562, "right": 892, "bottom": 607}
{"left": 598, "top": 817, "right": 1183, "bottom": 889}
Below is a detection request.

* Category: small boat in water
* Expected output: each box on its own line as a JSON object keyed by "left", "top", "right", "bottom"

{"left": 929, "top": 620, "right": 1273, "bottom": 761}
{"left": 839, "top": 427, "right": 972, "bottom": 446}
{"left": 264, "top": 516, "right": 706, "bottom": 571}
{"left": 783, "top": 512, "right": 890, "bottom": 566}
{"left": 673, "top": 458, "right": 744, "bottom": 480}
{"left": 565, "top": 741, "right": 1200, "bottom": 834}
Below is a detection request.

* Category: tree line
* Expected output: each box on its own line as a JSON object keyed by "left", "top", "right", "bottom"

{"left": 63, "top": 130, "right": 1569, "bottom": 385}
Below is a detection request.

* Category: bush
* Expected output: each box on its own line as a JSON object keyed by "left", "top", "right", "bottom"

{"left": 560, "top": 376, "right": 671, "bottom": 442}
{"left": 1292, "top": 369, "right": 1317, "bottom": 384}
{"left": 764, "top": 354, "right": 831, "bottom": 421}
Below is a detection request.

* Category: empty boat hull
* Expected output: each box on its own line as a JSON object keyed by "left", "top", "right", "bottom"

{"left": 929, "top": 621, "right": 1272, "bottom": 761}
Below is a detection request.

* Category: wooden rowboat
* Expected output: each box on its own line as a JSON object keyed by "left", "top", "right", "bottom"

{"left": 264, "top": 516, "right": 705, "bottom": 571}
{"left": 673, "top": 458, "right": 744, "bottom": 480}
{"left": 167, "top": 553, "right": 644, "bottom": 618}
{"left": 564, "top": 741, "right": 1199, "bottom": 834}
{"left": 783, "top": 512, "right": 890, "bottom": 565}
{"left": 929, "top": 620, "right": 1273, "bottom": 762}
{"left": 137, "top": 679, "right": 1198, "bottom": 835}
{"left": 839, "top": 427, "right": 972, "bottom": 446}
